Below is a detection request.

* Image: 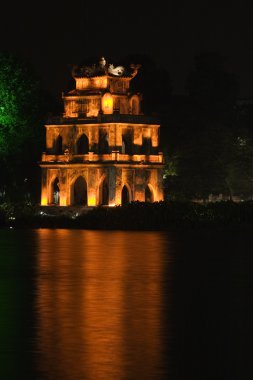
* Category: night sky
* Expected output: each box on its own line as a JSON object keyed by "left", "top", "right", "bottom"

{"left": 1, "top": 1, "right": 253, "bottom": 99}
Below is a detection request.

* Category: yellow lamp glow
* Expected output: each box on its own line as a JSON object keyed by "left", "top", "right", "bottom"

{"left": 88, "top": 195, "right": 96, "bottom": 206}
{"left": 102, "top": 93, "right": 113, "bottom": 114}
{"left": 41, "top": 197, "right": 48, "bottom": 206}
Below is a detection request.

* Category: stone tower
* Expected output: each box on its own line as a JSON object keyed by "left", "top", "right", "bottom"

{"left": 40, "top": 57, "right": 164, "bottom": 206}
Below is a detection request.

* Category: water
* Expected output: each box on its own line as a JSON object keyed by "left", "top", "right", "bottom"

{"left": 0, "top": 228, "right": 252, "bottom": 380}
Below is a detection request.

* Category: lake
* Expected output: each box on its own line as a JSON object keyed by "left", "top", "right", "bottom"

{"left": 0, "top": 228, "right": 252, "bottom": 380}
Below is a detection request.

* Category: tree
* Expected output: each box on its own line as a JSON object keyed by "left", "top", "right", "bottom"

{"left": 226, "top": 102, "right": 253, "bottom": 198}
{"left": 0, "top": 52, "right": 56, "bottom": 202}
{"left": 164, "top": 52, "right": 241, "bottom": 200}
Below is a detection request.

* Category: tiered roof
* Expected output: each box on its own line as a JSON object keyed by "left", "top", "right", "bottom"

{"left": 71, "top": 57, "right": 140, "bottom": 79}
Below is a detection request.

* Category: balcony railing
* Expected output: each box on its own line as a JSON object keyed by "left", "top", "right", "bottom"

{"left": 46, "top": 113, "right": 160, "bottom": 125}
{"left": 41, "top": 151, "right": 164, "bottom": 164}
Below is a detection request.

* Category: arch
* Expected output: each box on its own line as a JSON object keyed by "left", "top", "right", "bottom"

{"left": 145, "top": 184, "right": 154, "bottom": 203}
{"left": 102, "top": 92, "right": 113, "bottom": 114}
{"left": 76, "top": 133, "right": 89, "bottom": 154}
{"left": 141, "top": 137, "right": 152, "bottom": 154}
{"left": 55, "top": 135, "right": 63, "bottom": 154}
{"left": 51, "top": 177, "right": 60, "bottom": 205}
{"left": 121, "top": 184, "right": 131, "bottom": 205}
{"left": 122, "top": 131, "right": 132, "bottom": 154}
{"left": 99, "top": 130, "right": 109, "bottom": 154}
{"left": 130, "top": 95, "right": 140, "bottom": 115}
{"left": 72, "top": 176, "right": 87, "bottom": 205}
{"left": 99, "top": 177, "right": 109, "bottom": 205}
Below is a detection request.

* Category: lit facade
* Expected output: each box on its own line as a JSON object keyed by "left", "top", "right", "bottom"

{"left": 40, "top": 57, "right": 164, "bottom": 206}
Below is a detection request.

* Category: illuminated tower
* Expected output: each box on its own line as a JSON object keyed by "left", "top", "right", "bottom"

{"left": 40, "top": 57, "right": 164, "bottom": 206}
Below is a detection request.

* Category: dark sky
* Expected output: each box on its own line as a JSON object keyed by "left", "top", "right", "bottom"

{"left": 1, "top": 1, "right": 253, "bottom": 99}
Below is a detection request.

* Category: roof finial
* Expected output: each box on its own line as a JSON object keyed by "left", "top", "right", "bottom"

{"left": 99, "top": 57, "right": 106, "bottom": 67}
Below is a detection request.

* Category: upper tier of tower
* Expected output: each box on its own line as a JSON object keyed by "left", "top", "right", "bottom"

{"left": 62, "top": 57, "right": 142, "bottom": 118}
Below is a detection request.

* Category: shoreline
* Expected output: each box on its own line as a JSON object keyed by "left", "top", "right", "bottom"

{"left": 1, "top": 201, "right": 253, "bottom": 232}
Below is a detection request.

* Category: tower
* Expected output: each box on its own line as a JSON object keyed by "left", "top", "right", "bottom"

{"left": 40, "top": 57, "right": 164, "bottom": 206}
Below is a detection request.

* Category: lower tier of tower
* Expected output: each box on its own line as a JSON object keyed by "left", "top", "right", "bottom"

{"left": 40, "top": 163, "right": 164, "bottom": 206}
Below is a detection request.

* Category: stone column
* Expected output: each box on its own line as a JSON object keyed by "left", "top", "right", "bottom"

{"left": 40, "top": 168, "right": 48, "bottom": 205}
{"left": 87, "top": 168, "right": 98, "bottom": 206}
{"left": 108, "top": 167, "right": 116, "bottom": 206}
{"left": 115, "top": 168, "right": 122, "bottom": 205}
{"left": 59, "top": 172, "right": 67, "bottom": 206}
{"left": 134, "top": 169, "right": 145, "bottom": 201}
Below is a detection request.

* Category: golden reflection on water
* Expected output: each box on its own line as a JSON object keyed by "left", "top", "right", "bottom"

{"left": 35, "top": 229, "right": 169, "bottom": 380}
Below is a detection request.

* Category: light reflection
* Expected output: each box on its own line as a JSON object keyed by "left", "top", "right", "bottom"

{"left": 35, "top": 229, "right": 169, "bottom": 380}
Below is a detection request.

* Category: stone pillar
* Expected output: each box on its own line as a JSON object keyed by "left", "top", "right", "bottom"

{"left": 133, "top": 127, "right": 142, "bottom": 146}
{"left": 115, "top": 124, "right": 122, "bottom": 148}
{"left": 40, "top": 168, "right": 48, "bottom": 205}
{"left": 108, "top": 167, "right": 116, "bottom": 206}
{"left": 59, "top": 172, "right": 67, "bottom": 206}
{"left": 115, "top": 168, "right": 122, "bottom": 205}
{"left": 134, "top": 169, "right": 145, "bottom": 201}
{"left": 109, "top": 124, "right": 116, "bottom": 148}
{"left": 156, "top": 168, "right": 164, "bottom": 201}
{"left": 65, "top": 171, "right": 71, "bottom": 206}
{"left": 87, "top": 168, "right": 98, "bottom": 206}
{"left": 151, "top": 127, "right": 158, "bottom": 148}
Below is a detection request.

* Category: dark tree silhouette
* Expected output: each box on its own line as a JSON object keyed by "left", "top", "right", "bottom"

{"left": 0, "top": 52, "right": 58, "bottom": 202}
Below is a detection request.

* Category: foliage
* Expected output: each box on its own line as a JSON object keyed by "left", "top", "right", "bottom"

{"left": 0, "top": 52, "right": 57, "bottom": 202}
{"left": 0, "top": 53, "right": 41, "bottom": 154}
{"left": 2, "top": 201, "right": 253, "bottom": 230}
{"left": 162, "top": 51, "right": 253, "bottom": 200}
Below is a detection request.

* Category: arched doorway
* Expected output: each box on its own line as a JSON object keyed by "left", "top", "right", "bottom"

{"left": 76, "top": 134, "right": 89, "bottom": 154}
{"left": 121, "top": 185, "right": 130, "bottom": 205}
{"left": 52, "top": 177, "right": 60, "bottom": 205}
{"left": 72, "top": 176, "right": 87, "bottom": 205}
{"left": 99, "top": 178, "right": 109, "bottom": 205}
{"left": 145, "top": 185, "right": 154, "bottom": 203}
{"left": 55, "top": 135, "right": 63, "bottom": 154}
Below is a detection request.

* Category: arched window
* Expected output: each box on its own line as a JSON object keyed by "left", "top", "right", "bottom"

{"left": 145, "top": 185, "right": 154, "bottom": 203}
{"left": 102, "top": 93, "right": 113, "bottom": 114}
{"left": 99, "top": 131, "right": 109, "bottom": 154}
{"left": 122, "top": 131, "right": 132, "bottom": 154}
{"left": 55, "top": 135, "right": 63, "bottom": 154}
{"left": 121, "top": 185, "right": 130, "bottom": 205}
{"left": 72, "top": 176, "right": 87, "bottom": 205}
{"left": 122, "top": 139, "right": 126, "bottom": 154}
{"left": 141, "top": 137, "right": 152, "bottom": 155}
{"left": 130, "top": 95, "right": 140, "bottom": 115}
{"left": 99, "top": 178, "right": 109, "bottom": 205}
{"left": 52, "top": 177, "right": 60, "bottom": 205}
{"left": 76, "top": 134, "right": 89, "bottom": 154}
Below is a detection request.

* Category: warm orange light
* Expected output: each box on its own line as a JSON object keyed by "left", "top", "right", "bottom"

{"left": 35, "top": 230, "right": 163, "bottom": 379}
{"left": 76, "top": 77, "right": 108, "bottom": 90}
{"left": 93, "top": 78, "right": 107, "bottom": 88}
{"left": 102, "top": 93, "right": 113, "bottom": 114}
{"left": 59, "top": 196, "right": 67, "bottom": 206}
{"left": 87, "top": 103, "right": 99, "bottom": 117}
{"left": 115, "top": 196, "right": 122, "bottom": 206}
